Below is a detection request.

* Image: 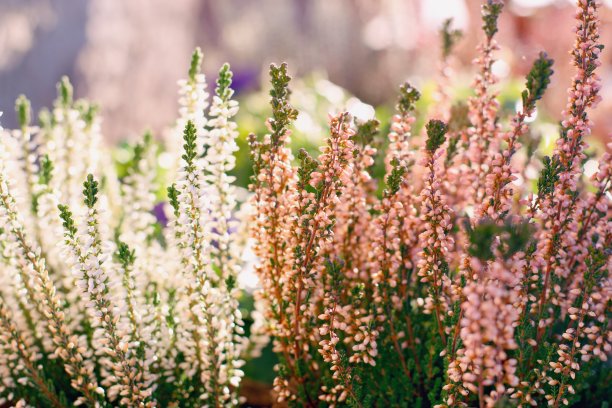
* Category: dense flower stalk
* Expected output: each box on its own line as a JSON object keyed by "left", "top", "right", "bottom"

{"left": 248, "top": 63, "right": 299, "bottom": 401}
{"left": 476, "top": 53, "right": 554, "bottom": 221}
{"left": 170, "top": 121, "right": 227, "bottom": 405}
{"left": 43, "top": 78, "right": 96, "bottom": 209}
{"left": 291, "top": 113, "right": 354, "bottom": 347}
{"left": 417, "top": 120, "right": 453, "bottom": 343}
{"left": 203, "top": 63, "right": 245, "bottom": 404}
{"left": 58, "top": 175, "right": 153, "bottom": 406}
{"left": 465, "top": 0, "right": 504, "bottom": 205}
{"left": 0, "top": 166, "right": 102, "bottom": 407}
{"left": 532, "top": 0, "right": 604, "bottom": 324}
{"left": 205, "top": 64, "right": 241, "bottom": 283}
{"left": 385, "top": 83, "right": 419, "bottom": 172}
{"left": 0, "top": 295, "right": 67, "bottom": 408}
{"left": 167, "top": 47, "right": 210, "bottom": 175}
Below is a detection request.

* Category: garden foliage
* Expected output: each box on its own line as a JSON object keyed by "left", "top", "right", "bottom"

{"left": 0, "top": 0, "right": 609, "bottom": 407}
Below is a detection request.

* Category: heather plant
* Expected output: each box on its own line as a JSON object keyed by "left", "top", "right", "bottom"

{"left": 0, "top": 0, "right": 610, "bottom": 407}
{"left": 0, "top": 50, "right": 245, "bottom": 407}
{"left": 248, "top": 1, "right": 610, "bottom": 407}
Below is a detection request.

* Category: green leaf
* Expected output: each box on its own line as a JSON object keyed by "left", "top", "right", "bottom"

{"left": 385, "top": 158, "right": 406, "bottom": 195}
{"left": 354, "top": 118, "right": 380, "bottom": 147}
{"left": 116, "top": 241, "right": 136, "bottom": 268}
{"left": 181, "top": 120, "right": 198, "bottom": 166}
{"left": 482, "top": 0, "right": 504, "bottom": 39}
{"left": 397, "top": 82, "right": 421, "bottom": 115}
{"left": 269, "top": 63, "right": 298, "bottom": 144}
{"left": 15, "top": 94, "right": 31, "bottom": 128}
{"left": 189, "top": 47, "right": 203, "bottom": 83}
{"left": 83, "top": 174, "right": 99, "bottom": 208}
{"left": 523, "top": 51, "right": 554, "bottom": 111}
{"left": 58, "top": 204, "right": 77, "bottom": 236}
{"left": 77, "top": 100, "right": 99, "bottom": 127}
{"left": 297, "top": 148, "right": 318, "bottom": 189}
{"left": 216, "top": 63, "right": 234, "bottom": 102}
{"left": 167, "top": 184, "right": 181, "bottom": 215}
{"left": 537, "top": 155, "right": 563, "bottom": 197}
{"left": 440, "top": 18, "right": 463, "bottom": 59}
{"left": 425, "top": 119, "right": 448, "bottom": 152}
{"left": 57, "top": 76, "right": 73, "bottom": 107}
{"left": 39, "top": 155, "right": 54, "bottom": 186}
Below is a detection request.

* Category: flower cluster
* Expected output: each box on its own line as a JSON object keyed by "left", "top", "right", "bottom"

{"left": 248, "top": 1, "right": 610, "bottom": 407}
{"left": 0, "top": 51, "right": 245, "bottom": 407}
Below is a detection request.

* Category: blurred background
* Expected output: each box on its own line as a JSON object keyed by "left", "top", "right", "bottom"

{"left": 0, "top": 0, "right": 610, "bottom": 144}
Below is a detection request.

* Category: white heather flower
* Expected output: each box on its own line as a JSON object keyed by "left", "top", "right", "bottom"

{"left": 166, "top": 47, "right": 210, "bottom": 179}
{"left": 41, "top": 78, "right": 89, "bottom": 209}
{"left": 0, "top": 164, "right": 101, "bottom": 406}
{"left": 58, "top": 175, "right": 153, "bottom": 406}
